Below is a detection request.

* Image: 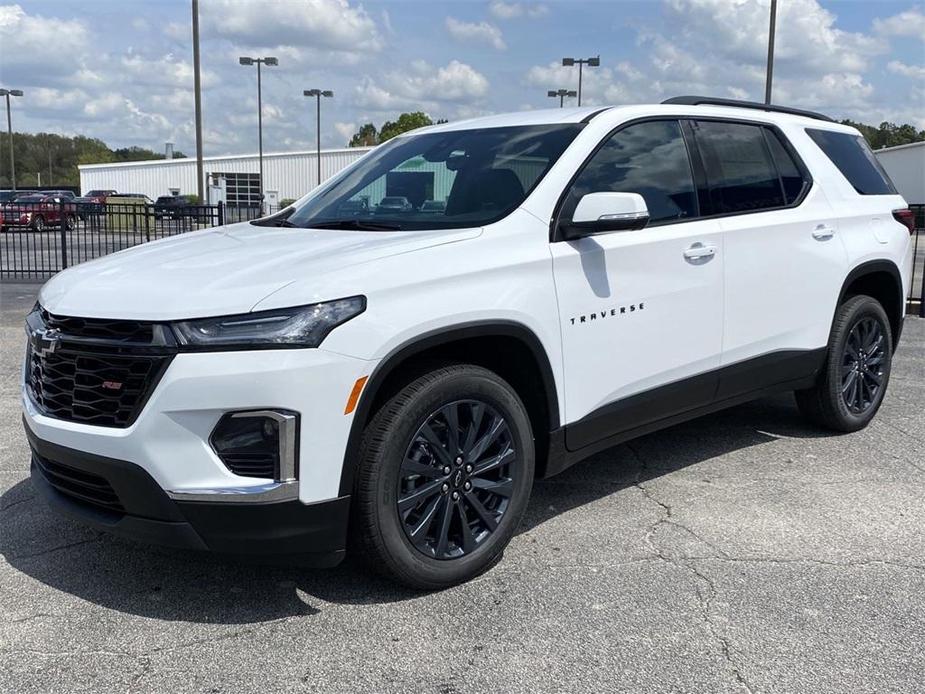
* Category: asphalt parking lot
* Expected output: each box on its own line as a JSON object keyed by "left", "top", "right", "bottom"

{"left": 1, "top": 281, "right": 923, "bottom": 694}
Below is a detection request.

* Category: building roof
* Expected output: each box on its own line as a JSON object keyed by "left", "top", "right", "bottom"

{"left": 874, "top": 141, "right": 925, "bottom": 154}
{"left": 78, "top": 146, "right": 374, "bottom": 171}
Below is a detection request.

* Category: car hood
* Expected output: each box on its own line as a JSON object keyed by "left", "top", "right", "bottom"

{"left": 39, "top": 221, "right": 481, "bottom": 320}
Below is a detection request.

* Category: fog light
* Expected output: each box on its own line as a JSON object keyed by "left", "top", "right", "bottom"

{"left": 210, "top": 410, "right": 298, "bottom": 482}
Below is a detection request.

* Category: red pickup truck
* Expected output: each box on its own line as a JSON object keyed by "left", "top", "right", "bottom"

{"left": 1, "top": 194, "right": 77, "bottom": 232}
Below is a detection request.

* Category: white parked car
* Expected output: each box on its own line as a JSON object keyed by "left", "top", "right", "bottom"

{"left": 23, "top": 97, "right": 916, "bottom": 588}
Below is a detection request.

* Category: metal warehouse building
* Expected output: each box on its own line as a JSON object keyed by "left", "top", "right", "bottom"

{"left": 875, "top": 141, "right": 925, "bottom": 205}
{"left": 78, "top": 147, "right": 374, "bottom": 207}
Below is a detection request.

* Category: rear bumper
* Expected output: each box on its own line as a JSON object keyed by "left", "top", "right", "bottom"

{"left": 27, "top": 429, "right": 350, "bottom": 566}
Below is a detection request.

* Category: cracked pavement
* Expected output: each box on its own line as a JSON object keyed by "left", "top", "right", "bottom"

{"left": 1, "top": 281, "right": 924, "bottom": 694}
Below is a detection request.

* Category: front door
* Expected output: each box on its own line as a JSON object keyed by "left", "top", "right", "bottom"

{"left": 549, "top": 119, "right": 725, "bottom": 451}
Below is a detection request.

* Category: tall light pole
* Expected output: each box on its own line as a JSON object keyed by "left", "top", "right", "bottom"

{"left": 0, "top": 88, "right": 23, "bottom": 190}
{"left": 562, "top": 56, "right": 599, "bottom": 106}
{"left": 239, "top": 56, "right": 278, "bottom": 209}
{"left": 192, "top": 0, "right": 204, "bottom": 202}
{"left": 547, "top": 89, "right": 577, "bottom": 108}
{"left": 303, "top": 89, "right": 333, "bottom": 188}
{"left": 765, "top": 0, "right": 778, "bottom": 104}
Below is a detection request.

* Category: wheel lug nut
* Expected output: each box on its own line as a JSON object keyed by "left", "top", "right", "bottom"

{"left": 452, "top": 491, "right": 460, "bottom": 500}
{"left": 464, "top": 481, "right": 472, "bottom": 491}
{"left": 465, "top": 464, "right": 473, "bottom": 473}
{"left": 443, "top": 466, "right": 451, "bottom": 475}
{"left": 455, "top": 456, "right": 463, "bottom": 465}
{"left": 441, "top": 483, "right": 449, "bottom": 493}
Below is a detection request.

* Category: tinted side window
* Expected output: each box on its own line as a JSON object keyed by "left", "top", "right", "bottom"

{"left": 806, "top": 129, "right": 896, "bottom": 195}
{"left": 561, "top": 120, "right": 698, "bottom": 225}
{"left": 694, "top": 121, "right": 784, "bottom": 213}
{"left": 763, "top": 129, "right": 806, "bottom": 204}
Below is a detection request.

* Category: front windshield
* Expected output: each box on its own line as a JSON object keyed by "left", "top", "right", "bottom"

{"left": 286, "top": 124, "right": 582, "bottom": 230}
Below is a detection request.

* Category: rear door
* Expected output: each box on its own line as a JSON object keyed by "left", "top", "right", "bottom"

{"left": 550, "top": 119, "right": 725, "bottom": 450}
{"left": 689, "top": 119, "right": 847, "bottom": 399}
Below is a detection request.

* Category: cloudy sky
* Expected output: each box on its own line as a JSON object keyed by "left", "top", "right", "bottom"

{"left": 1, "top": 0, "right": 923, "bottom": 156}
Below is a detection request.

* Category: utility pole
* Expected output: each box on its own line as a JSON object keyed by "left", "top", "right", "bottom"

{"left": 547, "top": 89, "right": 577, "bottom": 108}
{"left": 1, "top": 88, "right": 23, "bottom": 190}
{"left": 562, "top": 56, "right": 599, "bottom": 107}
{"left": 192, "top": 0, "right": 204, "bottom": 201}
{"left": 304, "top": 89, "right": 333, "bottom": 187}
{"left": 239, "top": 56, "right": 278, "bottom": 210}
{"left": 765, "top": 0, "right": 777, "bottom": 104}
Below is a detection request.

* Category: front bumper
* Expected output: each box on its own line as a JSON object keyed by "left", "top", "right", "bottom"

{"left": 27, "top": 427, "right": 350, "bottom": 565}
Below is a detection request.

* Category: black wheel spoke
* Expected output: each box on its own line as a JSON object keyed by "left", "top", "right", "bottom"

{"left": 418, "top": 423, "right": 454, "bottom": 467}
{"left": 456, "top": 501, "right": 476, "bottom": 554}
{"left": 408, "top": 495, "right": 443, "bottom": 548}
{"left": 442, "top": 403, "right": 461, "bottom": 456}
{"left": 463, "top": 492, "right": 499, "bottom": 532}
{"left": 467, "top": 415, "right": 505, "bottom": 461}
{"left": 397, "top": 478, "right": 444, "bottom": 513}
{"left": 842, "top": 369, "right": 858, "bottom": 394}
{"left": 401, "top": 459, "right": 443, "bottom": 479}
{"left": 434, "top": 493, "right": 456, "bottom": 557}
{"left": 470, "top": 476, "right": 513, "bottom": 498}
{"left": 462, "top": 402, "right": 484, "bottom": 453}
{"left": 472, "top": 446, "right": 514, "bottom": 476}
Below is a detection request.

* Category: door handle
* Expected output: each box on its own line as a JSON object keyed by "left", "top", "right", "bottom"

{"left": 812, "top": 224, "right": 835, "bottom": 240}
{"left": 683, "top": 244, "right": 716, "bottom": 261}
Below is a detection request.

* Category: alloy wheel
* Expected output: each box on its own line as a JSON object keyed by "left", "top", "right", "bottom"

{"left": 841, "top": 316, "right": 886, "bottom": 414}
{"left": 397, "top": 400, "right": 518, "bottom": 560}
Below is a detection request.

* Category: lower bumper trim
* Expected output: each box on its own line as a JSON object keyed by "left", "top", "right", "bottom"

{"left": 25, "top": 423, "right": 349, "bottom": 565}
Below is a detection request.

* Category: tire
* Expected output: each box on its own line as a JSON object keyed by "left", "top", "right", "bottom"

{"left": 31, "top": 215, "right": 45, "bottom": 232}
{"left": 795, "top": 294, "right": 893, "bottom": 432}
{"left": 352, "top": 363, "right": 535, "bottom": 590}
{"left": 64, "top": 214, "right": 76, "bottom": 230}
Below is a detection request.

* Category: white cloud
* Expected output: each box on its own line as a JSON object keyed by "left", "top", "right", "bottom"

{"left": 489, "top": 1, "right": 548, "bottom": 20}
{"left": 204, "top": 0, "right": 383, "bottom": 53}
{"left": 0, "top": 4, "right": 91, "bottom": 82}
{"left": 355, "top": 60, "right": 490, "bottom": 116}
{"left": 874, "top": 8, "right": 925, "bottom": 40}
{"left": 120, "top": 52, "right": 220, "bottom": 90}
{"left": 445, "top": 17, "right": 506, "bottom": 50}
{"left": 888, "top": 60, "right": 925, "bottom": 80}
{"left": 334, "top": 122, "right": 357, "bottom": 144}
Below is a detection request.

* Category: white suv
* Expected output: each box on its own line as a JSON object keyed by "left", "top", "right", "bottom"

{"left": 23, "top": 97, "right": 916, "bottom": 588}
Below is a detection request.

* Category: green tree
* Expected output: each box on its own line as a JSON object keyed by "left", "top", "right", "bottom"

{"left": 348, "top": 123, "right": 379, "bottom": 147}
{"left": 348, "top": 112, "right": 448, "bottom": 147}
{"left": 840, "top": 119, "right": 925, "bottom": 149}
{"left": 0, "top": 132, "right": 186, "bottom": 188}
{"left": 379, "top": 112, "right": 434, "bottom": 142}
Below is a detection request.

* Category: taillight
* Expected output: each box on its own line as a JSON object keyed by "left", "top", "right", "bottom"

{"left": 893, "top": 208, "right": 916, "bottom": 234}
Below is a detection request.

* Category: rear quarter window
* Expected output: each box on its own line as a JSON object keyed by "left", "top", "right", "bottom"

{"left": 806, "top": 129, "right": 897, "bottom": 195}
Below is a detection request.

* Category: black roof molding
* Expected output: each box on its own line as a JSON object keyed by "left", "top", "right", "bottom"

{"left": 661, "top": 96, "right": 834, "bottom": 123}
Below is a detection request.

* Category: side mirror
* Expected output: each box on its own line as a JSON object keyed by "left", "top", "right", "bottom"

{"left": 559, "top": 192, "right": 649, "bottom": 241}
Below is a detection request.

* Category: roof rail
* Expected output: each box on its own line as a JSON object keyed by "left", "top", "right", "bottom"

{"left": 661, "top": 96, "right": 834, "bottom": 123}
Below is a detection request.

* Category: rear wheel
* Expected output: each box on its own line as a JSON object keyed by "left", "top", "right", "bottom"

{"left": 352, "top": 363, "right": 534, "bottom": 589}
{"left": 31, "top": 215, "right": 45, "bottom": 232}
{"left": 795, "top": 295, "right": 892, "bottom": 432}
{"left": 64, "top": 214, "right": 76, "bottom": 230}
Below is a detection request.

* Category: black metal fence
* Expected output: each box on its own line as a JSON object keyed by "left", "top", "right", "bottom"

{"left": 1, "top": 201, "right": 265, "bottom": 280}
{"left": 910, "top": 204, "right": 924, "bottom": 318}
{"left": 2, "top": 200, "right": 924, "bottom": 315}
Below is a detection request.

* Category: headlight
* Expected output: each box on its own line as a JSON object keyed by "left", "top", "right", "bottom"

{"left": 171, "top": 296, "right": 366, "bottom": 350}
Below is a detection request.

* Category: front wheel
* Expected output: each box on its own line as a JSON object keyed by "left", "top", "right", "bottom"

{"left": 30, "top": 215, "right": 45, "bottom": 232}
{"left": 352, "top": 363, "right": 535, "bottom": 590}
{"left": 795, "top": 294, "right": 893, "bottom": 432}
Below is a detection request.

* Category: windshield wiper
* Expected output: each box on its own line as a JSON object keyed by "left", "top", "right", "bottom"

{"left": 309, "top": 219, "right": 404, "bottom": 231}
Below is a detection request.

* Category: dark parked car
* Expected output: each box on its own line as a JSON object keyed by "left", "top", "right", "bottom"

{"left": 75, "top": 189, "right": 116, "bottom": 216}
{"left": 154, "top": 195, "right": 194, "bottom": 219}
{"left": 375, "top": 196, "right": 413, "bottom": 214}
{"left": 419, "top": 199, "right": 447, "bottom": 213}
